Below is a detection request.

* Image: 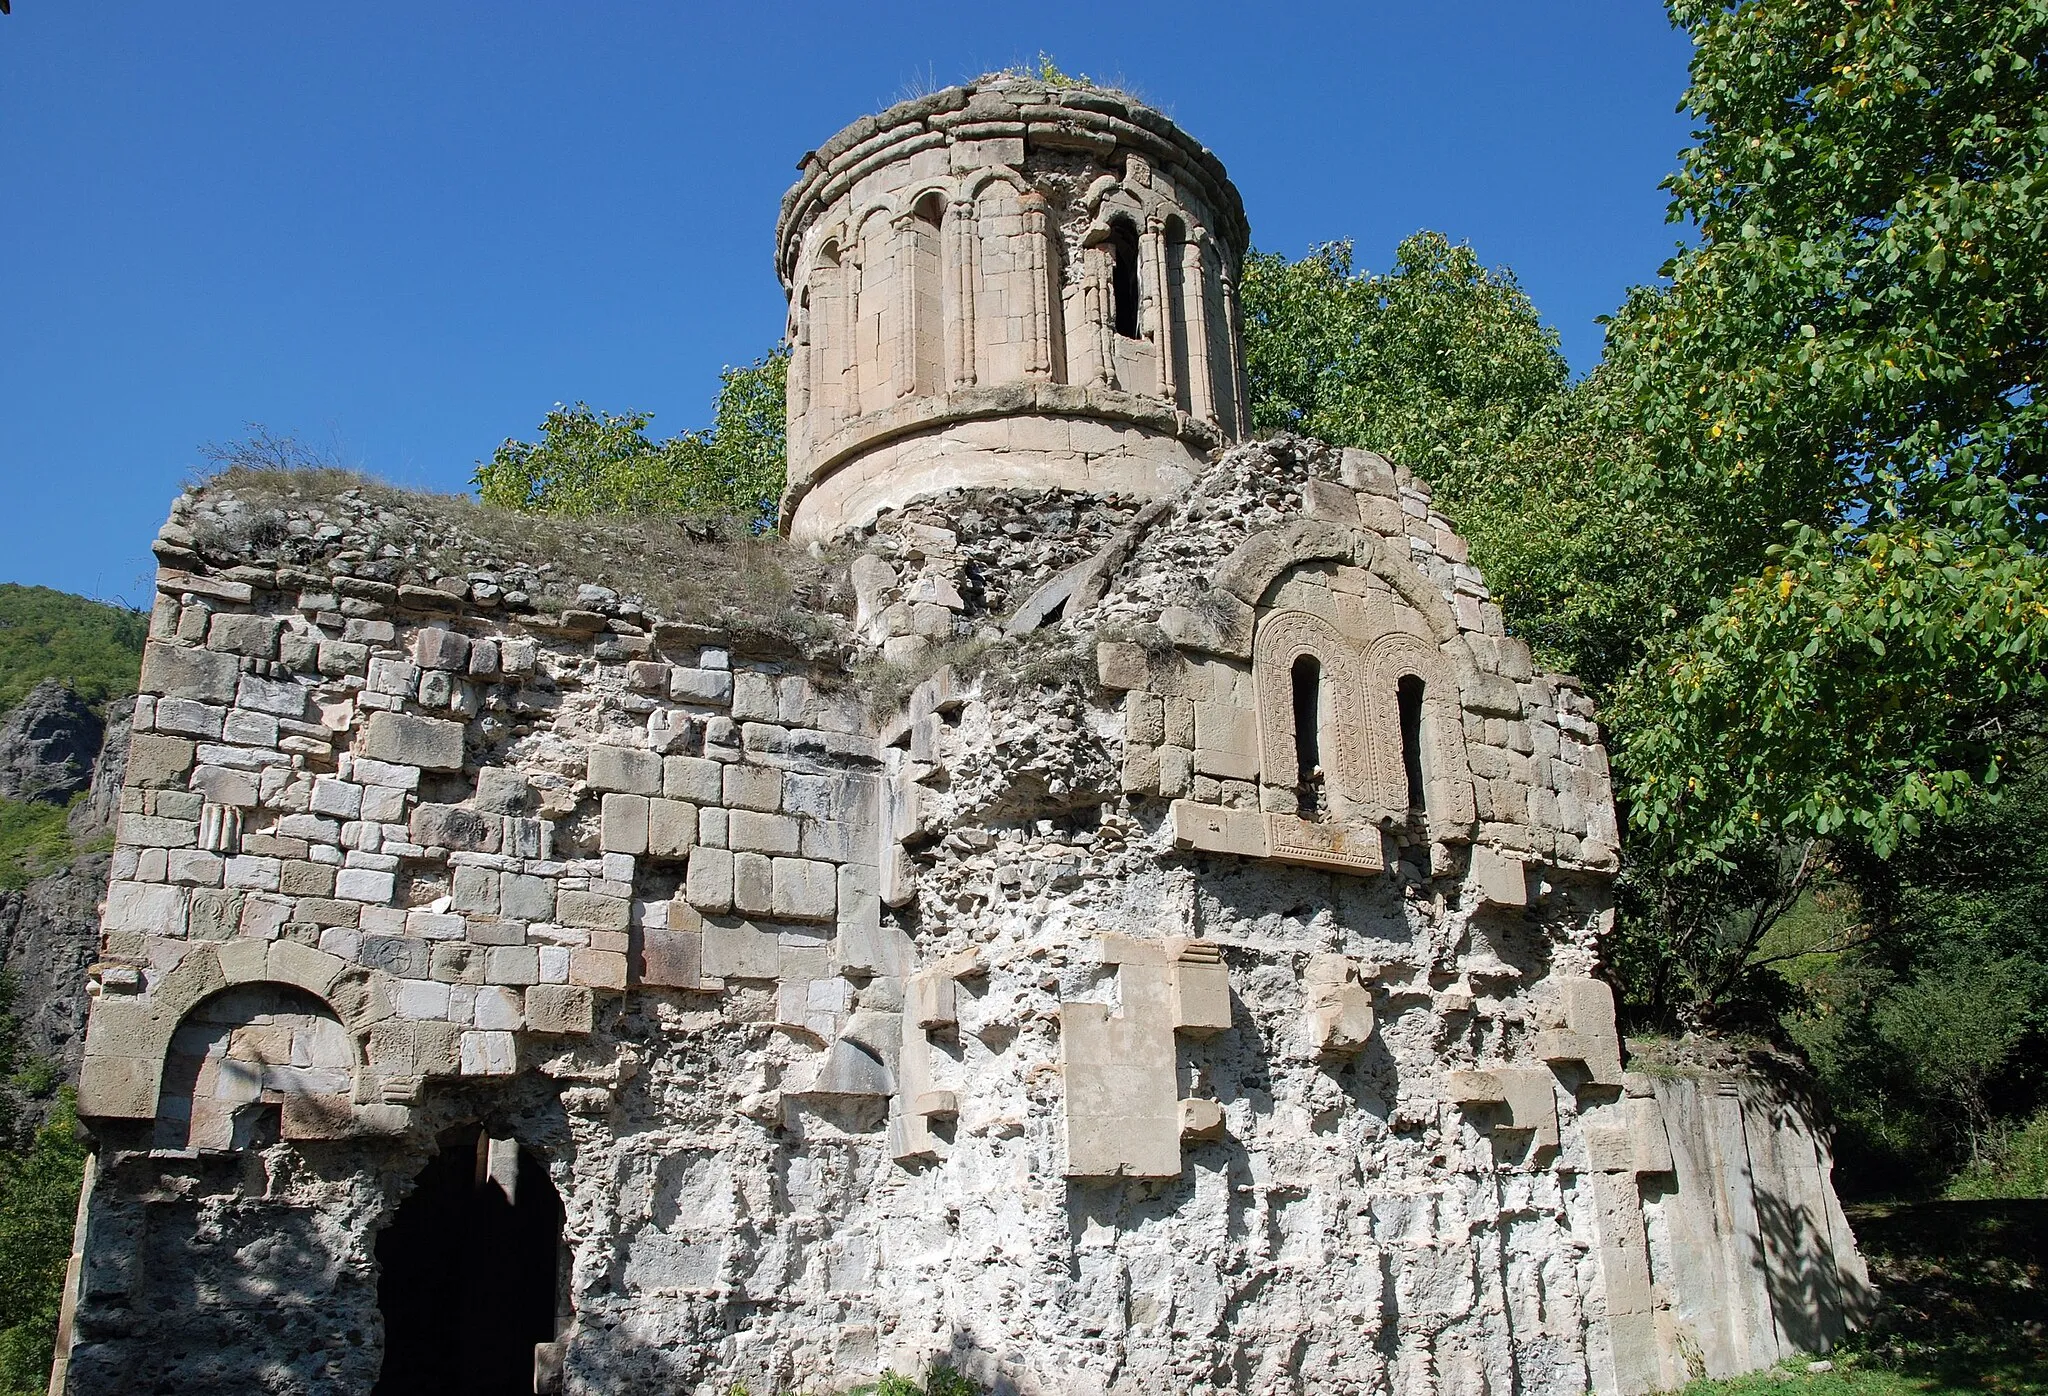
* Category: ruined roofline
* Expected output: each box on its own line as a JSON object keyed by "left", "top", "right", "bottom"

{"left": 157, "top": 467, "right": 847, "bottom": 660}
{"left": 775, "top": 77, "right": 1251, "bottom": 290}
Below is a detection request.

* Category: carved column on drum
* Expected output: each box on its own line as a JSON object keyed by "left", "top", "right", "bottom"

{"left": 1181, "top": 231, "right": 1215, "bottom": 423}
{"left": 945, "top": 198, "right": 978, "bottom": 391}
{"left": 1143, "top": 215, "right": 1178, "bottom": 407}
{"left": 894, "top": 212, "right": 925, "bottom": 400}
{"left": 1219, "top": 261, "right": 1247, "bottom": 437}
{"left": 787, "top": 296, "right": 812, "bottom": 465}
{"left": 1020, "top": 191, "right": 1055, "bottom": 382}
{"left": 1083, "top": 242, "right": 1116, "bottom": 389}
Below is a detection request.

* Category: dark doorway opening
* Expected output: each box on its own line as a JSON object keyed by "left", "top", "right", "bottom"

{"left": 374, "top": 1128, "right": 563, "bottom": 1396}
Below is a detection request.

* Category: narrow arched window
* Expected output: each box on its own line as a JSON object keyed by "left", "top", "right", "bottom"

{"left": 1292, "top": 655, "right": 1323, "bottom": 816}
{"left": 1398, "top": 674, "right": 1428, "bottom": 815}
{"left": 906, "top": 194, "right": 945, "bottom": 397}
{"left": 1109, "top": 218, "right": 1141, "bottom": 339}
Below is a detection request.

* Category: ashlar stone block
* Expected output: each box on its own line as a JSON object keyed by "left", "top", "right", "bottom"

{"left": 685, "top": 847, "right": 734, "bottom": 914}
{"left": 770, "top": 857, "right": 837, "bottom": 922}
{"left": 207, "top": 613, "right": 279, "bottom": 658}
{"left": 525, "top": 983, "right": 594, "bottom": 1034}
{"left": 729, "top": 810, "right": 800, "bottom": 856}
{"left": 723, "top": 763, "right": 782, "bottom": 813}
{"left": 460, "top": 1030, "right": 517, "bottom": 1076}
{"left": 364, "top": 712, "right": 466, "bottom": 772}
{"left": 554, "top": 890, "right": 630, "bottom": 931}
{"left": 647, "top": 798, "right": 696, "bottom": 860}
{"left": 569, "top": 948, "right": 628, "bottom": 990}
{"left": 1535, "top": 975, "right": 1625, "bottom": 1088}
{"left": 127, "top": 734, "right": 196, "bottom": 788}
{"left": 733, "top": 851, "right": 774, "bottom": 917}
{"left": 1495, "top": 1067, "right": 1561, "bottom": 1150}
{"left": 664, "top": 755, "right": 724, "bottom": 804}
{"left": 410, "top": 804, "right": 501, "bottom": 853}
{"left": 701, "top": 919, "right": 779, "bottom": 980}
{"left": 601, "top": 793, "right": 650, "bottom": 855}
{"left": 412, "top": 627, "right": 471, "bottom": 671}
{"left": 1169, "top": 942, "right": 1232, "bottom": 1036}
{"left": 587, "top": 745, "right": 662, "bottom": 796}
{"left": 1061, "top": 959, "right": 1181, "bottom": 1179}
{"left": 501, "top": 873, "right": 556, "bottom": 922}
{"left": 635, "top": 926, "right": 705, "bottom": 990}
{"left": 1304, "top": 954, "right": 1377, "bottom": 1056}
{"left": 1169, "top": 799, "right": 1268, "bottom": 859}
{"left": 670, "top": 668, "right": 733, "bottom": 704}
{"left": 1469, "top": 845, "right": 1529, "bottom": 908}
{"left": 140, "top": 644, "right": 241, "bottom": 704}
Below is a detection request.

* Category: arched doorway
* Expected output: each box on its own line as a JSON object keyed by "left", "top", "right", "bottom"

{"left": 374, "top": 1127, "right": 564, "bottom": 1396}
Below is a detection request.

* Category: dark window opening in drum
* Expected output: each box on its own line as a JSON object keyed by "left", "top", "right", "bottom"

{"left": 1110, "top": 219, "right": 1142, "bottom": 338}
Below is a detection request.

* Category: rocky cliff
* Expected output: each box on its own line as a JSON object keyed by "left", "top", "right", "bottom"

{"left": 0, "top": 681, "right": 131, "bottom": 1080}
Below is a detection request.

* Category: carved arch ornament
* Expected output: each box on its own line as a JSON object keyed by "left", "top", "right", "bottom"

{"left": 1253, "top": 609, "right": 1369, "bottom": 820}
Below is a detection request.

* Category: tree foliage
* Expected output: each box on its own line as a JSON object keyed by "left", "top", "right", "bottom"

{"left": 1240, "top": 232, "right": 1569, "bottom": 507}
{"left": 0, "top": 975, "right": 85, "bottom": 1396}
{"left": 474, "top": 352, "right": 788, "bottom": 524}
{"left": 1234, "top": 5, "right": 2048, "bottom": 1181}
{"left": 1605, "top": 0, "right": 2048, "bottom": 866}
{"left": 0, "top": 586, "right": 147, "bottom": 718}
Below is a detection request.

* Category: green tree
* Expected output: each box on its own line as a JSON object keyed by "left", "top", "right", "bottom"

{"left": 0, "top": 587, "right": 147, "bottom": 717}
{"left": 475, "top": 351, "right": 788, "bottom": 524}
{"left": 1604, "top": 0, "right": 2048, "bottom": 867}
{"left": 1239, "top": 232, "right": 1570, "bottom": 508}
{"left": 0, "top": 1095, "right": 84, "bottom": 1395}
{"left": 0, "top": 974, "right": 85, "bottom": 1395}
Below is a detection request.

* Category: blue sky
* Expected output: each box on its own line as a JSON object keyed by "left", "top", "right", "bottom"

{"left": 0, "top": 3, "right": 1695, "bottom": 605}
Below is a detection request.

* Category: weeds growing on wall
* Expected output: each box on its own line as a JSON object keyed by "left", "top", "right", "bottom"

{"left": 197, "top": 460, "right": 850, "bottom": 650}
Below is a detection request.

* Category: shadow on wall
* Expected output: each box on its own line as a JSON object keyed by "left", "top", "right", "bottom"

{"left": 1639, "top": 1061, "right": 1877, "bottom": 1381}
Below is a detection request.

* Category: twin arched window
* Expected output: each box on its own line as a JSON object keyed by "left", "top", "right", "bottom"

{"left": 1259, "top": 610, "right": 1442, "bottom": 830}
{"left": 1287, "top": 657, "right": 1431, "bottom": 824}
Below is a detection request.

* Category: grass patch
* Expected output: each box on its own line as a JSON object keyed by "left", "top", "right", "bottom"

{"left": 1676, "top": 1361, "right": 1988, "bottom": 1394}
{"left": 0, "top": 800, "right": 76, "bottom": 892}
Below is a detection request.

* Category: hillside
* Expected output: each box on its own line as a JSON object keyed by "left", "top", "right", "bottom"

{"left": 0, "top": 585, "right": 148, "bottom": 717}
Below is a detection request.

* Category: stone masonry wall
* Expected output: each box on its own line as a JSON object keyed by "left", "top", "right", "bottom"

{"left": 59, "top": 445, "right": 1869, "bottom": 1396}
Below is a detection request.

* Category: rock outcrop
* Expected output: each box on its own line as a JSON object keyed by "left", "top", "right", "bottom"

{"left": 0, "top": 680, "right": 103, "bottom": 806}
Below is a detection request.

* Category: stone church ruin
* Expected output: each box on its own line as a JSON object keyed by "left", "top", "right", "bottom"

{"left": 55, "top": 77, "right": 1872, "bottom": 1395}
